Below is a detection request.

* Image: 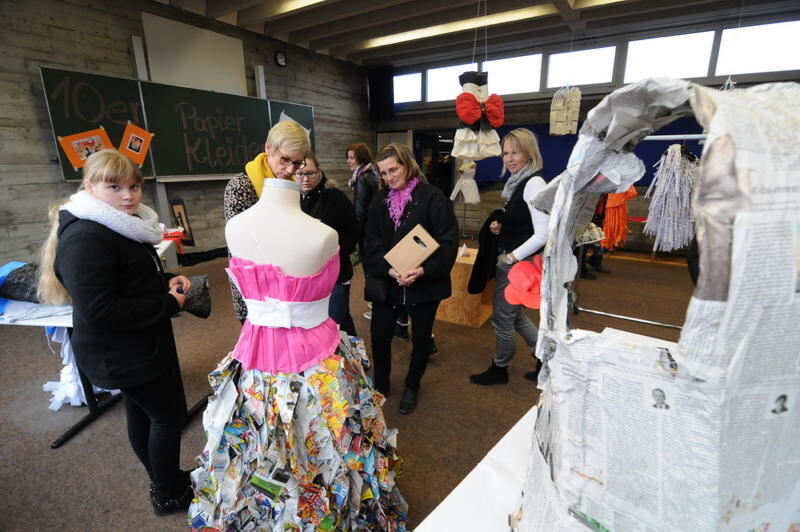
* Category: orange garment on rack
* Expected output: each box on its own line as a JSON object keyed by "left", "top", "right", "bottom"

{"left": 601, "top": 186, "right": 638, "bottom": 251}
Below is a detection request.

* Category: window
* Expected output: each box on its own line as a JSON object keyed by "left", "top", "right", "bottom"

{"left": 625, "top": 31, "right": 714, "bottom": 82}
{"left": 393, "top": 73, "right": 421, "bottom": 104}
{"left": 483, "top": 54, "right": 542, "bottom": 95}
{"left": 426, "top": 62, "right": 477, "bottom": 102}
{"left": 716, "top": 20, "right": 800, "bottom": 76}
{"left": 547, "top": 46, "right": 616, "bottom": 88}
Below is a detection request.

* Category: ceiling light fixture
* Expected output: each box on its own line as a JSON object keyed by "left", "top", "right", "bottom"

{"left": 356, "top": 5, "right": 559, "bottom": 51}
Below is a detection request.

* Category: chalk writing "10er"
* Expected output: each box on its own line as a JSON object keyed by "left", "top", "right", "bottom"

{"left": 49, "top": 76, "right": 141, "bottom": 124}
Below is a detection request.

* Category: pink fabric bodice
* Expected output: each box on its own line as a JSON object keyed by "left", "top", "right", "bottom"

{"left": 227, "top": 253, "right": 341, "bottom": 373}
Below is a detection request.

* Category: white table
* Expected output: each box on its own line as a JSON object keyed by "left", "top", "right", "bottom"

{"left": 417, "top": 406, "right": 538, "bottom": 531}
{"left": 0, "top": 239, "right": 205, "bottom": 449}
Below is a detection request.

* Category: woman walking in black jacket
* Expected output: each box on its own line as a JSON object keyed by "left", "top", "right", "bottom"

{"left": 297, "top": 153, "right": 360, "bottom": 336}
{"left": 469, "top": 129, "right": 550, "bottom": 386}
{"left": 363, "top": 143, "right": 459, "bottom": 414}
{"left": 38, "top": 149, "right": 193, "bottom": 515}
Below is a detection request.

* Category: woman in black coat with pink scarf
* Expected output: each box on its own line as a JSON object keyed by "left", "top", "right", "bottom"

{"left": 363, "top": 143, "right": 458, "bottom": 415}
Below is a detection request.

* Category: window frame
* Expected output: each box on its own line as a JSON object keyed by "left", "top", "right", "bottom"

{"left": 389, "top": 14, "right": 800, "bottom": 115}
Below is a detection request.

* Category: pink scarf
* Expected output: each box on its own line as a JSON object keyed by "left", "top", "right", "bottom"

{"left": 384, "top": 177, "right": 420, "bottom": 229}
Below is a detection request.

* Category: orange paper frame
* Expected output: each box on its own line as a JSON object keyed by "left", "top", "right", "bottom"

{"left": 118, "top": 122, "right": 154, "bottom": 166}
{"left": 57, "top": 127, "right": 114, "bottom": 170}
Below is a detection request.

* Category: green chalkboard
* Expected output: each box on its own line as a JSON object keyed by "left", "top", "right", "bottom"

{"left": 268, "top": 100, "right": 315, "bottom": 151}
{"left": 40, "top": 67, "right": 153, "bottom": 181}
{"left": 140, "top": 81, "right": 270, "bottom": 176}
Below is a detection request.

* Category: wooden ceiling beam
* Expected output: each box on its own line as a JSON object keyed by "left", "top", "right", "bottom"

{"left": 343, "top": 15, "right": 568, "bottom": 63}
{"left": 307, "top": 0, "right": 541, "bottom": 51}
{"left": 237, "top": 0, "right": 339, "bottom": 27}
{"left": 357, "top": 25, "right": 569, "bottom": 67}
{"left": 261, "top": 0, "right": 413, "bottom": 35}
{"left": 205, "top": 0, "right": 263, "bottom": 18}
{"left": 288, "top": 0, "right": 480, "bottom": 46}
{"left": 332, "top": 4, "right": 560, "bottom": 57}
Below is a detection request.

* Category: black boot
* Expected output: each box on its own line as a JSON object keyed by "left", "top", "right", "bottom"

{"left": 394, "top": 322, "right": 409, "bottom": 339}
{"left": 151, "top": 483, "right": 194, "bottom": 516}
{"left": 429, "top": 335, "right": 438, "bottom": 357}
{"left": 523, "top": 364, "right": 541, "bottom": 382}
{"left": 399, "top": 388, "right": 418, "bottom": 414}
{"left": 469, "top": 362, "right": 508, "bottom": 385}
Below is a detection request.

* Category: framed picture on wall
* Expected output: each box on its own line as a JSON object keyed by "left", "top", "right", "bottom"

{"left": 118, "top": 121, "right": 154, "bottom": 166}
{"left": 169, "top": 198, "right": 195, "bottom": 247}
{"left": 57, "top": 127, "right": 114, "bottom": 170}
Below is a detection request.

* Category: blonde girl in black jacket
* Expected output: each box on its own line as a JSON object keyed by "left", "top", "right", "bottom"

{"left": 38, "top": 149, "right": 193, "bottom": 515}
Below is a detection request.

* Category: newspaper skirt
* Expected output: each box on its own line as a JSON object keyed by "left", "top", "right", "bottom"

{"left": 188, "top": 333, "right": 408, "bottom": 531}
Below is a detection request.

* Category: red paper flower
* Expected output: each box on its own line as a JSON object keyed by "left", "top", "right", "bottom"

{"left": 504, "top": 255, "right": 543, "bottom": 309}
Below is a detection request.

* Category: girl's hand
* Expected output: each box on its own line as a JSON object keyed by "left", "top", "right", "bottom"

{"left": 169, "top": 275, "right": 191, "bottom": 294}
{"left": 490, "top": 221, "right": 501, "bottom": 235}
{"left": 389, "top": 268, "right": 402, "bottom": 282}
{"left": 169, "top": 285, "right": 186, "bottom": 308}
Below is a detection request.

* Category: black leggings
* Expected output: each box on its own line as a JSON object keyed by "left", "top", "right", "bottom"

{"left": 371, "top": 300, "right": 440, "bottom": 391}
{"left": 119, "top": 366, "right": 188, "bottom": 497}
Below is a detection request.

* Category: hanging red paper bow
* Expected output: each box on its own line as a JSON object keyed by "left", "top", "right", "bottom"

{"left": 504, "top": 254, "right": 543, "bottom": 309}
{"left": 455, "top": 92, "right": 505, "bottom": 128}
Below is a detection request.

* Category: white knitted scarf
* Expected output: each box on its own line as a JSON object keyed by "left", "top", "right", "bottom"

{"left": 61, "top": 190, "right": 162, "bottom": 244}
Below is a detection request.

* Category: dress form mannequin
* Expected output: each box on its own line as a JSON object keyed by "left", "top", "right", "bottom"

{"left": 226, "top": 179, "right": 338, "bottom": 276}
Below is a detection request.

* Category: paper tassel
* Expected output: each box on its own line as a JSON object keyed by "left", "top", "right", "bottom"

{"left": 643, "top": 144, "right": 696, "bottom": 252}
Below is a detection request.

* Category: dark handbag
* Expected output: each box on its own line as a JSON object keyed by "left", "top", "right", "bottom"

{"left": 0, "top": 262, "right": 40, "bottom": 303}
{"left": 364, "top": 275, "right": 389, "bottom": 303}
{"left": 182, "top": 275, "right": 211, "bottom": 319}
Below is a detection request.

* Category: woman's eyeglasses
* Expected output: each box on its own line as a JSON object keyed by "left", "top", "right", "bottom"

{"left": 276, "top": 150, "right": 307, "bottom": 169}
{"left": 294, "top": 171, "right": 320, "bottom": 179}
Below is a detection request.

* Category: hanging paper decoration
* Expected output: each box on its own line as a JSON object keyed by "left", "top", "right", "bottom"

{"left": 57, "top": 127, "right": 114, "bottom": 170}
{"left": 643, "top": 144, "right": 697, "bottom": 252}
{"left": 451, "top": 71, "right": 504, "bottom": 160}
{"left": 449, "top": 160, "right": 481, "bottom": 205}
{"left": 550, "top": 86, "right": 581, "bottom": 135}
{"left": 601, "top": 186, "right": 638, "bottom": 251}
{"left": 118, "top": 121, "right": 155, "bottom": 167}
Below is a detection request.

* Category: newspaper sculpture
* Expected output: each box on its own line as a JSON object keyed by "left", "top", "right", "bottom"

{"left": 513, "top": 78, "right": 800, "bottom": 532}
{"left": 550, "top": 86, "right": 581, "bottom": 135}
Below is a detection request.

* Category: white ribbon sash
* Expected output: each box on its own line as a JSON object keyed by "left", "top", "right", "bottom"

{"left": 244, "top": 295, "right": 330, "bottom": 329}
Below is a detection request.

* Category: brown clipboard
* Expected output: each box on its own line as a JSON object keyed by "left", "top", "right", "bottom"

{"left": 384, "top": 224, "right": 440, "bottom": 276}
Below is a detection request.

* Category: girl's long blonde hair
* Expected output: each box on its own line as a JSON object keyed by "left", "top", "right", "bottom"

{"left": 37, "top": 150, "right": 143, "bottom": 304}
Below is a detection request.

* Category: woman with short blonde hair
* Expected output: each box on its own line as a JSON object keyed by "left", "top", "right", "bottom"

{"left": 267, "top": 120, "right": 311, "bottom": 157}
{"left": 224, "top": 120, "right": 312, "bottom": 322}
